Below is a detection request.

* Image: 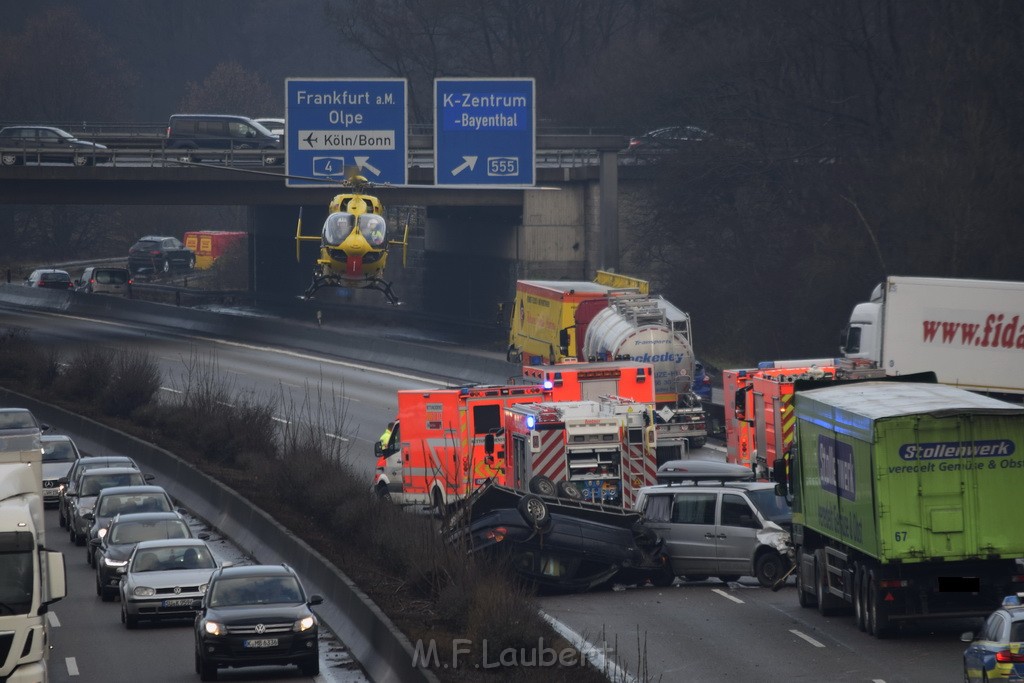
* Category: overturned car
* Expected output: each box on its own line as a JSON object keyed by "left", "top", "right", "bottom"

{"left": 445, "top": 481, "right": 669, "bottom": 592}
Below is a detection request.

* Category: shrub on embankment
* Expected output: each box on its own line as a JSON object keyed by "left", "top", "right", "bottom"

{"left": 0, "top": 326, "right": 621, "bottom": 682}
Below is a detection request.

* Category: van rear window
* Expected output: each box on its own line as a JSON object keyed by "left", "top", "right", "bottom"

{"left": 95, "top": 270, "right": 128, "bottom": 285}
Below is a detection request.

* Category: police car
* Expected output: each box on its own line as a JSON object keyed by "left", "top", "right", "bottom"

{"left": 963, "top": 594, "right": 1024, "bottom": 682}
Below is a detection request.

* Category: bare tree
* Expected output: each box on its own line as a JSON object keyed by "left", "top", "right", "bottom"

{"left": 179, "top": 61, "right": 276, "bottom": 115}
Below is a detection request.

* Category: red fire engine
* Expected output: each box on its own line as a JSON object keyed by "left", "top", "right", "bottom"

{"left": 504, "top": 397, "right": 657, "bottom": 508}
{"left": 523, "top": 360, "right": 705, "bottom": 464}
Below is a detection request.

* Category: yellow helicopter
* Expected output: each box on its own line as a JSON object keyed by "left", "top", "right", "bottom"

{"left": 295, "top": 173, "right": 409, "bottom": 304}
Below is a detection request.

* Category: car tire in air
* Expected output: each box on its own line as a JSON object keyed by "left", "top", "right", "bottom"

{"left": 518, "top": 494, "right": 550, "bottom": 529}
{"left": 528, "top": 475, "right": 556, "bottom": 497}
{"left": 556, "top": 480, "right": 583, "bottom": 501}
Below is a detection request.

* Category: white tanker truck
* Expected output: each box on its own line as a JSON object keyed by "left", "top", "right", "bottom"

{"left": 580, "top": 294, "right": 707, "bottom": 456}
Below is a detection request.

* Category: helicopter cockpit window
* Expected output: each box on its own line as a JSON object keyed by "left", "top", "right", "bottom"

{"left": 358, "top": 214, "right": 387, "bottom": 247}
{"left": 322, "top": 212, "right": 355, "bottom": 246}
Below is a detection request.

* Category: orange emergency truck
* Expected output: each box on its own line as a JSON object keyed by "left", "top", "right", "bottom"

{"left": 373, "top": 384, "right": 550, "bottom": 508}
{"left": 724, "top": 359, "right": 883, "bottom": 478}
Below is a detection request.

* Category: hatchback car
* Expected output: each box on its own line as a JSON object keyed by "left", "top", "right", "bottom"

{"left": 40, "top": 434, "right": 82, "bottom": 508}
{"left": 83, "top": 485, "right": 176, "bottom": 566}
{"left": 92, "top": 511, "right": 195, "bottom": 601}
{"left": 68, "top": 466, "right": 150, "bottom": 546}
{"left": 23, "top": 269, "right": 73, "bottom": 290}
{"left": 194, "top": 564, "right": 322, "bottom": 680}
{"left": 58, "top": 455, "right": 140, "bottom": 529}
{"left": 121, "top": 539, "right": 222, "bottom": 628}
{"left": 128, "top": 235, "right": 196, "bottom": 275}
{"left": 963, "top": 595, "right": 1024, "bottom": 681}
{"left": 635, "top": 460, "right": 793, "bottom": 587}
{"left": 0, "top": 125, "right": 110, "bottom": 166}
{"left": 75, "top": 266, "right": 131, "bottom": 295}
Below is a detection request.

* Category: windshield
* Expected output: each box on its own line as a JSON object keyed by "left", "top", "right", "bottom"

{"left": 80, "top": 472, "right": 144, "bottom": 496}
{"left": 0, "top": 548, "right": 33, "bottom": 616}
{"left": 358, "top": 214, "right": 387, "bottom": 247}
{"left": 98, "top": 493, "right": 170, "bottom": 516}
{"left": 43, "top": 440, "right": 77, "bottom": 462}
{"left": 745, "top": 488, "right": 792, "bottom": 525}
{"left": 110, "top": 520, "right": 190, "bottom": 544}
{"left": 132, "top": 545, "right": 215, "bottom": 572}
{"left": 208, "top": 576, "right": 303, "bottom": 607}
{"left": 0, "top": 410, "right": 37, "bottom": 430}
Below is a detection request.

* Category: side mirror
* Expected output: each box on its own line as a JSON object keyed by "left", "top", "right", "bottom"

{"left": 40, "top": 423, "right": 50, "bottom": 432}
{"left": 558, "top": 328, "right": 570, "bottom": 356}
{"left": 960, "top": 631, "right": 975, "bottom": 643}
{"left": 772, "top": 459, "right": 788, "bottom": 497}
{"left": 144, "top": 474, "right": 155, "bottom": 482}
{"left": 197, "top": 532, "right": 211, "bottom": 541}
{"left": 89, "top": 538, "right": 101, "bottom": 547}
{"left": 374, "top": 442, "right": 383, "bottom": 457}
{"left": 308, "top": 594, "right": 324, "bottom": 606}
{"left": 82, "top": 512, "right": 94, "bottom": 521}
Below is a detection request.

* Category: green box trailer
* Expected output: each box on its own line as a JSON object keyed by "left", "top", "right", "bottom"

{"left": 783, "top": 381, "right": 1024, "bottom": 637}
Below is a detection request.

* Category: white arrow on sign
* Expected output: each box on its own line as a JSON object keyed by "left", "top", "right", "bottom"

{"left": 451, "top": 156, "right": 478, "bottom": 176}
{"left": 354, "top": 156, "right": 381, "bottom": 176}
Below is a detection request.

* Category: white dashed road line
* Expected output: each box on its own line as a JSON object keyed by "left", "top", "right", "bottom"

{"left": 711, "top": 588, "right": 744, "bottom": 604}
{"left": 790, "top": 629, "right": 826, "bottom": 648}
{"left": 46, "top": 611, "right": 60, "bottom": 627}
{"left": 66, "top": 657, "right": 79, "bottom": 676}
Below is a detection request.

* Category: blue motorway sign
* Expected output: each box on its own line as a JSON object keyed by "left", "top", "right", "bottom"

{"left": 285, "top": 78, "right": 407, "bottom": 187}
{"left": 434, "top": 78, "right": 535, "bottom": 187}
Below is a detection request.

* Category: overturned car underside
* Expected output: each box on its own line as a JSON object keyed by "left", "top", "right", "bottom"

{"left": 444, "top": 481, "right": 669, "bottom": 593}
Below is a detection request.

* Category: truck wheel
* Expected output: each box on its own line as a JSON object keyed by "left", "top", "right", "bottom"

{"left": 689, "top": 437, "right": 707, "bottom": 450}
{"left": 529, "top": 475, "right": 556, "bottom": 497}
{"left": 867, "top": 571, "right": 893, "bottom": 638}
{"left": 815, "top": 550, "right": 844, "bottom": 616}
{"left": 755, "top": 552, "right": 785, "bottom": 588}
{"left": 431, "top": 489, "right": 446, "bottom": 517}
{"left": 796, "top": 549, "right": 817, "bottom": 608}
{"left": 375, "top": 483, "right": 392, "bottom": 502}
{"left": 556, "top": 480, "right": 583, "bottom": 501}
{"left": 853, "top": 563, "right": 867, "bottom": 632}
{"left": 517, "top": 494, "right": 550, "bottom": 529}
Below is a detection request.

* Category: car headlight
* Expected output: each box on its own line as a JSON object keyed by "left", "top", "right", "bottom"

{"left": 133, "top": 586, "right": 155, "bottom": 597}
{"left": 293, "top": 615, "right": 316, "bottom": 632}
{"left": 199, "top": 583, "right": 208, "bottom": 594}
{"left": 97, "top": 527, "right": 108, "bottom": 539}
{"left": 204, "top": 620, "right": 226, "bottom": 636}
{"left": 103, "top": 557, "right": 128, "bottom": 568}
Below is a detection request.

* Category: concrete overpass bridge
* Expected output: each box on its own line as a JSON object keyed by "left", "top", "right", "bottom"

{"left": 0, "top": 134, "right": 653, "bottom": 320}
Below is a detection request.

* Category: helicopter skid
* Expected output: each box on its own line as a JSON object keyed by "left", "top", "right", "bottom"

{"left": 303, "top": 275, "right": 401, "bottom": 306}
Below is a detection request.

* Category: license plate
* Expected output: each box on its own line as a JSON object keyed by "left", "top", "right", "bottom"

{"left": 161, "top": 598, "right": 193, "bottom": 608}
{"left": 243, "top": 638, "right": 278, "bottom": 648}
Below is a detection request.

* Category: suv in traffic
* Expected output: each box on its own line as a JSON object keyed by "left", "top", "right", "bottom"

{"left": 128, "top": 236, "right": 195, "bottom": 276}
{"left": 635, "top": 460, "right": 793, "bottom": 587}
{"left": 76, "top": 266, "right": 132, "bottom": 295}
{"left": 194, "top": 564, "right": 322, "bottom": 680}
{"left": 166, "top": 114, "right": 282, "bottom": 164}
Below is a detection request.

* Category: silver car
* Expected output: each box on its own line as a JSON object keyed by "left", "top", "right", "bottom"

{"left": 635, "top": 460, "right": 793, "bottom": 587}
{"left": 40, "top": 434, "right": 81, "bottom": 508}
{"left": 67, "top": 467, "right": 149, "bottom": 545}
{"left": 120, "top": 538, "right": 221, "bottom": 628}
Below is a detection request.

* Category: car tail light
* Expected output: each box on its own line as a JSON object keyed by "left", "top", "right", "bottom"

{"left": 880, "top": 579, "right": 908, "bottom": 589}
{"left": 995, "top": 650, "right": 1024, "bottom": 663}
{"left": 36, "top": 281, "right": 44, "bottom": 287}
{"left": 1011, "top": 575, "right": 1024, "bottom": 583}
{"left": 150, "top": 250, "right": 161, "bottom": 255}
{"left": 484, "top": 527, "right": 507, "bottom": 543}
{"left": 166, "top": 126, "right": 171, "bottom": 138}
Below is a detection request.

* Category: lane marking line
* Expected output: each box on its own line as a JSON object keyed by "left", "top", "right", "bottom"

{"left": 790, "top": 629, "right": 826, "bottom": 648}
{"left": 540, "top": 612, "right": 637, "bottom": 683}
{"left": 711, "top": 588, "right": 744, "bottom": 604}
{"left": 66, "top": 657, "right": 79, "bottom": 676}
{"left": 47, "top": 611, "right": 60, "bottom": 627}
